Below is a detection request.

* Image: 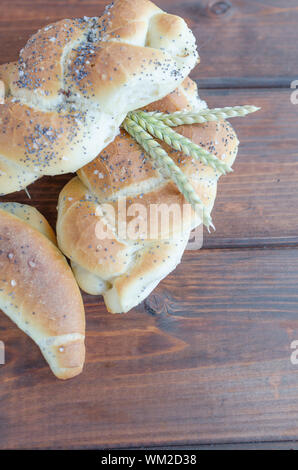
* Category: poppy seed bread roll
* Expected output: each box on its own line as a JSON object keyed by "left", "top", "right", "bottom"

{"left": 0, "top": 203, "right": 85, "bottom": 379}
{"left": 57, "top": 79, "right": 239, "bottom": 313}
{"left": 0, "top": 0, "right": 199, "bottom": 195}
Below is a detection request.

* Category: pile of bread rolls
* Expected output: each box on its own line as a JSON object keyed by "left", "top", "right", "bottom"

{"left": 0, "top": 0, "right": 240, "bottom": 379}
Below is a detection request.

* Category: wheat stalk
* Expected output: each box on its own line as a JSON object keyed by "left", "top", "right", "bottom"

{"left": 121, "top": 104, "right": 259, "bottom": 231}
{"left": 123, "top": 117, "right": 213, "bottom": 230}
{"left": 128, "top": 111, "right": 232, "bottom": 175}
{"left": 137, "top": 105, "right": 260, "bottom": 127}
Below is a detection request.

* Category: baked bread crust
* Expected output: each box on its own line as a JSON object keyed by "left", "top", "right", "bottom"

{"left": 0, "top": 0, "right": 199, "bottom": 195}
{"left": 0, "top": 203, "right": 85, "bottom": 379}
{"left": 57, "top": 79, "right": 239, "bottom": 313}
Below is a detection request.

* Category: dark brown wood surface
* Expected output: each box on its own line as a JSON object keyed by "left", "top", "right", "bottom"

{"left": 1, "top": 0, "right": 297, "bottom": 87}
{"left": 0, "top": 0, "right": 298, "bottom": 450}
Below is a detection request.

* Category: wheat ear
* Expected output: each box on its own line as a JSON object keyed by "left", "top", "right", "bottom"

{"left": 138, "top": 105, "right": 260, "bottom": 127}
{"left": 128, "top": 111, "right": 232, "bottom": 175}
{"left": 123, "top": 117, "right": 213, "bottom": 230}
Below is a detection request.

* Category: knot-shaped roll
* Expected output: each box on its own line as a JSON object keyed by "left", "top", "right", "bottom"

{"left": 0, "top": 0, "right": 199, "bottom": 195}
{"left": 57, "top": 79, "right": 239, "bottom": 313}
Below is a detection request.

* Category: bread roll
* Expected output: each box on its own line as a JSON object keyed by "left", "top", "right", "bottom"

{"left": 0, "top": 0, "right": 199, "bottom": 195}
{"left": 57, "top": 79, "right": 239, "bottom": 313}
{"left": 0, "top": 203, "right": 85, "bottom": 379}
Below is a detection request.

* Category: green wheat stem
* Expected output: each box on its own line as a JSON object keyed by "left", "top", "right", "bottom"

{"left": 136, "top": 105, "right": 260, "bottom": 127}
{"left": 123, "top": 117, "right": 213, "bottom": 230}
{"left": 128, "top": 111, "right": 232, "bottom": 175}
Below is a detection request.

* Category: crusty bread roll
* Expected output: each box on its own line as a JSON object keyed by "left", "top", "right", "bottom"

{"left": 57, "top": 79, "right": 239, "bottom": 313}
{"left": 0, "top": 0, "right": 199, "bottom": 195}
{"left": 0, "top": 203, "right": 85, "bottom": 379}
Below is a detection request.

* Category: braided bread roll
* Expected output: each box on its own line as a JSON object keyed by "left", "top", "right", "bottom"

{"left": 0, "top": 203, "right": 85, "bottom": 379}
{"left": 57, "top": 79, "right": 239, "bottom": 313}
{"left": 0, "top": 0, "right": 199, "bottom": 196}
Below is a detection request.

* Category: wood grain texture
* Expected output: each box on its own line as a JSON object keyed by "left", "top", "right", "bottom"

{"left": 0, "top": 0, "right": 297, "bottom": 450}
{"left": 1, "top": 248, "right": 298, "bottom": 449}
{"left": 137, "top": 441, "right": 298, "bottom": 449}
{"left": 0, "top": 0, "right": 297, "bottom": 86}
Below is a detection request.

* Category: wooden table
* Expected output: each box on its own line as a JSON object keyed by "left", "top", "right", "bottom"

{"left": 0, "top": 0, "right": 298, "bottom": 450}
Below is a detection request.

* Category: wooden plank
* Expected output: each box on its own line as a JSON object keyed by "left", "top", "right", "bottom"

{"left": 1, "top": 88, "right": 297, "bottom": 249}
{"left": 135, "top": 441, "right": 298, "bottom": 449}
{"left": 0, "top": 0, "right": 297, "bottom": 451}
{"left": 203, "top": 88, "right": 298, "bottom": 248}
{"left": 171, "top": 0, "right": 298, "bottom": 87}
{"left": 0, "top": 1, "right": 297, "bottom": 86}
{"left": 1, "top": 247, "right": 298, "bottom": 448}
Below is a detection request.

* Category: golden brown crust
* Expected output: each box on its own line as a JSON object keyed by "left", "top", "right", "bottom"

{"left": 77, "top": 127, "right": 160, "bottom": 201}
{"left": 0, "top": 98, "right": 104, "bottom": 178}
{"left": 99, "top": 0, "right": 161, "bottom": 35}
{"left": 144, "top": 78, "right": 193, "bottom": 113}
{"left": 0, "top": 99, "right": 81, "bottom": 170}
{"left": 67, "top": 42, "right": 186, "bottom": 108}
{"left": 77, "top": 84, "right": 237, "bottom": 206}
{"left": 0, "top": 202, "right": 56, "bottom": 243}
{"left": 57, "top": 178, "right": 132, "bottom": 279}
{"left": 0, "top": 203, "right": 85, "bottom": 379}
{"left": 0, "top": 62, "right": 17, "bottom": 95}
{"left": 12, "top": 19, "right": 89, "bottom": 106}
{"left": 0, "top": 0, "right": 199, "bottom": 195}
